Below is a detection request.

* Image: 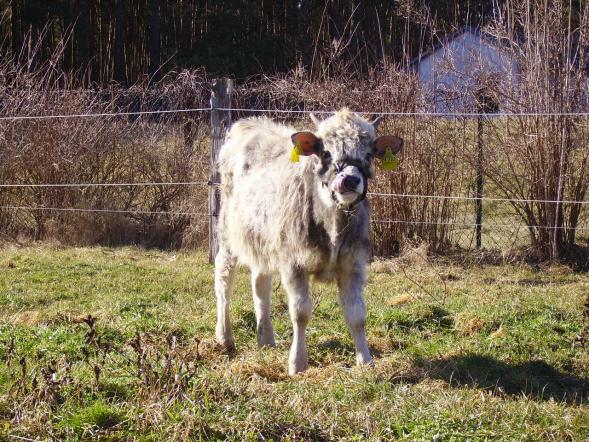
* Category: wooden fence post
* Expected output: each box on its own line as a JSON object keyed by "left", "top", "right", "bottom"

{"left": 209, "top": 78, "right": 233, "bottom": 263}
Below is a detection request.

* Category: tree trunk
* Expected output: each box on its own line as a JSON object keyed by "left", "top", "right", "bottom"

{"left": 328, "top": 0, "right": 343, "bottom": 58}
{"left": 297, "top": 0, "right": 311, "bottom": 70}
{"left": 114, "top": 0, "right": 126, "bottom": 84}
{"left": 23, "top": 0, "right": 44, "bottom": 70}
{"left": 11, "top": 0, "right": 22, "bottom": 59}
{"left": 148, "top": 0, "right": 161, "bottom": 82}
{"left": 61, "top": 0, "right": 73, "bottom": 72}
{"left": 77, "top": 0, "right": 91, "bottom": 83}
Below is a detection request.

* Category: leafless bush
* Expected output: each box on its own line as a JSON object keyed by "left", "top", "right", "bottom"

{"left": 0, "top": 46, "right": 211, "bottom": 248}
{"left": 479, "top": 0, "right": 589, "bottom": 259}
{"left": 2, "top": 1, "right": 589, "bottom": 259}
{"left": 1, "top": 46, "right": 471, "bottom": 254}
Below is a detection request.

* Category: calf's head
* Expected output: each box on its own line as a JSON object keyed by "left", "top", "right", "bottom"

{"left": 291, "top": 109, "right": 403, "bottom": 209}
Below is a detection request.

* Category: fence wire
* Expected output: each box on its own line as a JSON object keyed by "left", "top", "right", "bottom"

{"left": 0, "top": 107, "right": 212, "bottom": 121}
{"left": 1, "top": 182, "right": 588, "bottom": 206}
{"left": 0, "top": 182, "right": 209, "bottom": 188}
{"left": 6, "top": 106, "right": 589, "bottom": 121}
{"left": 0, "top": 205, "right": 201, "bottom": 216}
{"left": 2, "top": 202, "right": 588, "bottom": 231}
{"left": 2, "top": 104, "right": 589, "bottom": 252}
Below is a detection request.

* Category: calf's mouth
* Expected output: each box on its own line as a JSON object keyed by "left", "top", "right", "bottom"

{"left": 329, "top": 166, "right": 367, "bottom": 208}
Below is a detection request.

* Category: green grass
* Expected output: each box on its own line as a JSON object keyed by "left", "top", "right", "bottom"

{"left": 0, "top": 245, "right": 588, "bottom": 440}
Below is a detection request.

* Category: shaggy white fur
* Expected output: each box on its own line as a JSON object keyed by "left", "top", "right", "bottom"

{"left": 214, "top": 108, "right": 398, "bottom": 374}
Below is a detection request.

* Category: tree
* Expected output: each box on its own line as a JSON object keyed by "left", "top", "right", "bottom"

{"left": 77, "top": 0, "right": 92, "bottom": 83}
{"left": 148, "top": 0, "right": 160, "bottom": 82}
{"left": 10, "top": 0, "right": 22, "bottom": 59}
{"left": 113, "top": 0, "right": 126, "bottom": 84}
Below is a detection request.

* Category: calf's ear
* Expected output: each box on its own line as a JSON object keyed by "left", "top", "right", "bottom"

{"left": 309, "top": 113, "right": 321, "bottom": 127}
{"left": 291, "top": 132, "right": 322, "bottom": 156}
{"left": 370, "top": 115, "right": 384, "bottom": 130}
{"left": 373, "top": 135, "right": 404, "bottom": 158}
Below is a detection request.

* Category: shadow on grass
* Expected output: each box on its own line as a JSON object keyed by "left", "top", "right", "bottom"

{"left": 257, "top": 424, "right": 329, "bottom": 442}
{"left": 237, "top": 310, "right": 257, "bottom": 331}
{"left": 316, "top": 338, "right": 384, "bottom": 358}
{"left": 563, "top": 245, "right": 589, "bottom": 272}
{"left": 388, "top": 306, "right": 453, "bottom": 331}
{"left": 418, "top": 354, "right": 589, "bottom": 404}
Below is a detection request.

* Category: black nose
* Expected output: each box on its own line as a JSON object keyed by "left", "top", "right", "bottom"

{"left": 343, "top": 175, "right": 361, "bottom": 191}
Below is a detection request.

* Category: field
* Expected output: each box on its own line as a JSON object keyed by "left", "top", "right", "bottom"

{"left": 0, "top": 245, "right": 588, "bottom": 440}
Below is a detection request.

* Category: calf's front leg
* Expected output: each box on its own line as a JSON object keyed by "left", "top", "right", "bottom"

{"left": 251, "top": 270, "right": 276, "bottom": 347}
{"left": 281, "top": 268, "right": 312, "bottom": 374}
{"left": 337, "top": 265, "right": 373, "bottom": 366}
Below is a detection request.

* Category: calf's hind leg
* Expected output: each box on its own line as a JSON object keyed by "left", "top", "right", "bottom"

{"left": 251, "top": 270, "right": 276, "bottom": 347}
{"left": 215, "top": 248, "right": 237, "bottom": 351}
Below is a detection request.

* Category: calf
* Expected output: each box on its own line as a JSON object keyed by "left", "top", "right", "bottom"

{"left": 215, "top": 109, "right": 403, "bottom": 374}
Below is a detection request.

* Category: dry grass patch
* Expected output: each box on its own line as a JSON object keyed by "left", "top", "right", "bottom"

{"left": 9, "top": 310, "right": 43, "bottom": 325}
{"left": 388, "top": 293, "right": 415, "bottom": 306}
{"left": 454, "top": 312, "right": 486, "bottom": 336}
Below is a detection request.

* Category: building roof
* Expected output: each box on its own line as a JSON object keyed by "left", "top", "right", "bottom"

{"left": 409, "top": 26, "right": 503, "bottom": 70}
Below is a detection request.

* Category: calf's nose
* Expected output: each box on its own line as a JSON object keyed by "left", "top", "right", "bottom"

{"left": 342, "top": 175, "right": 361, "bottom": 192}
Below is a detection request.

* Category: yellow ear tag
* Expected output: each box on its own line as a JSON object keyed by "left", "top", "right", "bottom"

{"left": 381, "top": 147, "right": 399, "bottom": 171}
{"left": 290, "top": 144, "right": 303, "bottom": 162}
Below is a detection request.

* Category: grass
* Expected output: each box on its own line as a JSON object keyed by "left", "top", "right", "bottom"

{"left": 0, "top": 245, "right": 588, "bottom": 440}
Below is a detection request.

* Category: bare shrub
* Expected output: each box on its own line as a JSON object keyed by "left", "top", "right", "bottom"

{"left": 1, "top": 48, "right": 474, "bottom": 254}
{"left": 2, "top": 1, "right": 589, "bottom": 259}
{"left": 480, "top": 0, "right": 589, "bottom": 259}
{"left": 0, "top": 45, "right": 211, "bottom": 248}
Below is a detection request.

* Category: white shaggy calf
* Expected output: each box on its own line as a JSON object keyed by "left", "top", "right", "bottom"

{"left": 215, "top": 109, "right": 403, "bottom": 374}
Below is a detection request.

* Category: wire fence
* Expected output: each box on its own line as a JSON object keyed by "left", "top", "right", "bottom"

{"left": 1, "top": 182, "right": 588, "bottom": 206}
{"left": 0, "top": 107, "right": 212, "bottom": 121}
{"left": 7, "top": 106, "right": 589, "bottom": 120}
{"left": 1, "top": 182, "right": 588, "bottom": 205}
{"left": 2, "top": 104, "right": 589, "bottom": 253}
{"left": 0, "top": 182, "right": 209, "bottom": 188}
{"left": 1, "top": 204, "right": 588, "bottom": 231}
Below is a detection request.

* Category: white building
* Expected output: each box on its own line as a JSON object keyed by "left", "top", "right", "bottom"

{"left": 410, "top": 27, "right": 519, "bottom": 113}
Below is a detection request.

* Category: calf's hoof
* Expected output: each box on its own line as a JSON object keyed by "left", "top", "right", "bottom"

{"left": 356, "top": 354, "right": 374, "bottom": 367}
{"left": 288, "top": 355, "right": 309, "bottom": 375}
{"left": 256, "top": 329, "right": 276, "bottom": 348}
{"left": 216, "top": 336, "right": 236, "bottom": 353}
{"left": 288, "top": 361, "right": 308, "bottom": 375}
